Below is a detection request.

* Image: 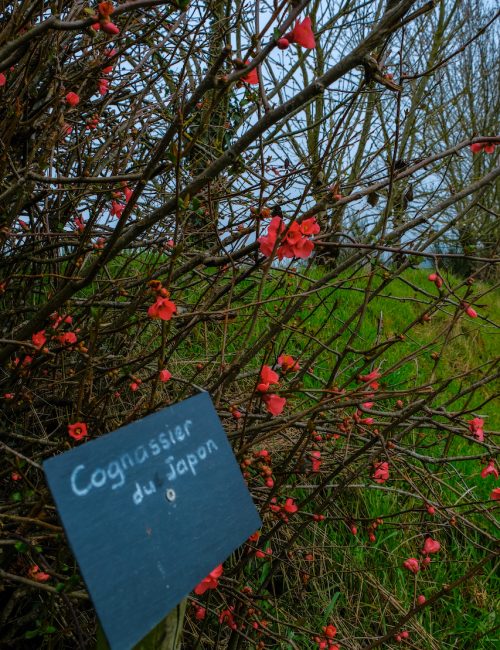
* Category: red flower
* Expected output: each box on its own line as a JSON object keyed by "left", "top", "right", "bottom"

{"left": 291, "top": 236, "right": 314, "bottom": 259}
{"left": 147, "top": 297, "right": 177, "bottom": 321}
{"left": 372, "top": 461, "right": 389, "bottom": 484}
{"left": 300, "top": 217, "right": 320, "bottom": 235}
{"left": 241, "top": 61, "right": 259, "bottom": 85}
{"left": 110, "top": 200, "right": 125, "bottom": 218}
{"left": 288, "top": 16, "right": 316, "bottom": 49}
{"left": 159, "top": 369, "right": 172, "bottom": 382}
{"left": 219, "top": 606, "right": 237, "bottom": 629}
{"left": 65, "top": 92, "right": 80, "bottom": 106}
{"left": 32, "top": 330, "right": 46, "bottom": 348}
{"left": 98, "top": 78, "right": 109, "bottom": 96}
{"left": 283, "top": 497, "right": 298, "bottom": 514}
{"left": 258, "top": 216, "right": 284, "bottom": 256}
{"left": 98, "top": 1, "right": 114, "bottom": 17}
{"left": 468, "top": 417, "right": 484, "bottom": 442}
{"left": 417, "top": 594, "right": 426, "bottom": 605}
{"left": 277, "top": 37, "right": 290, "bottom": 50}
{"left": 323, "top": 624, "right": 337, "bottom": 639}
{"left": 470, "top": 141, "right": 497, "bottom": 154}
{"left": 403, "top": 558, "right": 420, "bottom": 574}
{"left": 68, "top": 422, "right": 88, "bottom": 441}
{"left": 490, "top": 487, "right": 500, "bottom": 501}
{"left": 359, "top": 368, "right": 381, "bottom": 383}
{"left": 74, "top": 215, "right": 85, "bottom": 232}
{"left": 464, "top": 304, "right": 478, "bottom": 318}
{"left": 194, "top": 564, "right": 223, "bottom": 595}
{"left": 278, "top": 354, "right": 300, "bottom": 372}
{"left": 311, "top": 450, "right": 321, "bottom": 472}
{"left": 422, "top": 537, "right": 440, "bottom": 555}
{"left": 285, "top": 221, "right": 303, "bottom": 245}
{"left": 428, "top": 272, "right": 443, "bottom": 289}
{"left": 481, "top": 460, "right": 499, "bottom": 479}
{"left": 28, "top": 565, "right": 50, "bottom": 582}
{"left": 194, "top": 606, "right": 206, "bottom": 620}
{"left": 262, "top": 393, "right": 286, "bottom": 416}
{"left": 258, "top": 364, "right": 279, "bottom": 392}
{"left": 56, "top": 331, "right": 78, "bottom": 345}
{"left": 101, "top": 21, "right": 120, "bottom": 35}
{"left": 0, "top": 73, "right": 6, "bottom": 87}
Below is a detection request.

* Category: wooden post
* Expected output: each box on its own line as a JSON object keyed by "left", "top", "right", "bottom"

{"left": 96, "top": 599, "right": 186, "bottom": 650}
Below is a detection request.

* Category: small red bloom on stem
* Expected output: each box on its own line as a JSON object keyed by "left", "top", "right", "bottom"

{"left": 0, "top": 73, "right": 6, "bottom": 86}
{"left": 68, "top": 422, "right": 88, "bottom": 441}
{"left": 262, "top": 393, "right": 286, "bottom": 416}
{"left": 148, "top": 297, "right": 177, "bottom": 321}
{"left": 56, "top": 331, "right": 78, "bottom": 346}
{"left": 468, "top": 417, "right": 484, "bottom": 442}
{"left": 287, "top": 16, "right": 316, "bottom": 49}
{"left": 283, "top": 497, "right": 298, "bottom": 514}
{"left": 422, "top": 537, "right": 440, "bottom": 555}
{"left": 463, "top": 303, "right": 478, "bottom": 318}
{"left": 241, "top": 61, "right": 259, "bottom": 85}
{"left": 110, "top": 200, "right": 125, "bottom": 218}
{"left": 32, "top": 330, "right": 46, "bottom": 348}
{"left": 193, "top": 564, "right": 223, "bottom": 595}
{"left": 101, "top": 21, "right": 120, "bottom": 35}
{"left": 98, "top": 78, "right": 109, "bottom": 95}
{"left": 481, "top": 460, "right": 499, "bottom": 479}
{"left": 278, "top": 354, "right": 300, "bottom": 372}
{"left": 372, "top": 461, "right": 389, "bottom": 484}
{"left": 359, "top": 368, "right": 381, "bottom": 383}
{"left": 65, "top": 92, "right": 80, "bottom": 106}
{"left": 28, "top": 565, "right": 50, "bottom": 582}
{"left": 258, "top": 364, "right": 279, "bottom": 392}
{"left": 159, "top": 369, "right": 172, "bottom": 382}
{"left": 491, "top": 488, "right": 500, "bottom": 500}
{"left": 403, "top": 557, "right": 420, "bottom": 574}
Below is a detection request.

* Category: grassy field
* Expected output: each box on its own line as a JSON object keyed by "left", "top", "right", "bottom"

{"left": 166, "top": 263, "right": 499, "bottom": 649}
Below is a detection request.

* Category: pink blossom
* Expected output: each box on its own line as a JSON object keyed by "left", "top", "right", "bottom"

{"left": 65, "top": 92, "right": 80, "bottom": 106}
{"left": 283, "top": 497, "right": 298, "bottom": 514}
{"left": 98, "top": 78, "right": 109, "bottom": 95}
{"left": 468, "top": 417, "right": 484, "bottom": 441}
{"left": 286, "top": 16, "right": 316, "bottom": 49}
{"left": 403, "top": 558, "right": 420, "bottom": 574}
{"left": 481, "top": 460, "right": 499, "bottom": 479}
{"left": 372, "top": 461, "right": 389, "bottom": 484}
{"left": 101, "top": 21, "right": 120, "bottom": 35}
{"left": 422, "top": 537, "right": 440, "bottom": 555}
{"left": 359, "top": 368, "right": 381, "bottom": 383}
{"left": 159, "top": 369, "right": 172, "bottom": 382}
{"left": 193, "top": 564, "right": 223, "bottom": 595}
{"left": 278, "top": 354, "right": 300, "bottom": 372}
{"left": 262, "top": 393, "right": 286, "bottom": 416}
{"left": 147, "top": 297, "right": 176, "bottom": 321}
{"left": 110, "top": 200, "right": 125, "bottom": 218}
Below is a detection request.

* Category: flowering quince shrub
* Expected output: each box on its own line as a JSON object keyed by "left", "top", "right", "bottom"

{"left": 0, "top": 1, "right": 499, "bottom": 649}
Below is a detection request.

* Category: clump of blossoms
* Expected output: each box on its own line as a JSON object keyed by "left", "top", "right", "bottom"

{"left": 258, "top": 215, "right": 320, "bottom": 260}
{"left": 147, "top": 280, "right": 176, "bottom": 321}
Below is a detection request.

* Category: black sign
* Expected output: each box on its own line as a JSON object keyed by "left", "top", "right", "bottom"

{"left": 43, "top": 392, "right": 261, "bottom": 650}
